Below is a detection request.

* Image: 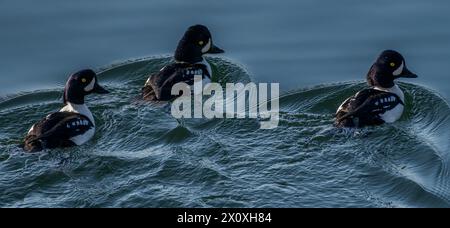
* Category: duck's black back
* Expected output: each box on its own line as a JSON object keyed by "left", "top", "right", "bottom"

{"left": 24, "top": 112, "right": 93, "bottom": 152}
{"left": 335, "top": 88, "right": 403, "bottom": 128}
{"left": 142, "top": 63, "right": 211, "bottom": 101}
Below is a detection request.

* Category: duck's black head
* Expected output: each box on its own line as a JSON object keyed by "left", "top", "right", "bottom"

{"left": 367, "top": 50, "right": 418, "bottom": 88}
{"left": 174, "top": 24, "right": 225, "bottom": 63}
{"left": 64, "top": 69, "right": 109, "bottom": 105}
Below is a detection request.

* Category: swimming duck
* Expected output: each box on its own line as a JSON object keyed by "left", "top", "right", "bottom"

{"left": 142, "top": 24, "right": 225, "bottom": 101}
{"left": 23, "top": 69, "right": 109, "bottom": 152}
{"left": 335, "top": 50, "right": 418, "bottom": 128}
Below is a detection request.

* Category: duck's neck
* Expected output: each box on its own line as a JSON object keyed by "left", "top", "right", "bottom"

{"left": 199, "top": 58, "right": 212, "bottom": 77}
{"left": 374, "top": 84, "right": 405, "bottom": 102}
{"left": 60, "top": 102, "right": 95, "bottom": 125}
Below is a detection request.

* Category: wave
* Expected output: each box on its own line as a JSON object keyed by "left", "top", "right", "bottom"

{"left": 0, "top": 57, "right": 449, "bottom": 207}
{"left": 277, "top": 82, "right": 450, "bottom": 207}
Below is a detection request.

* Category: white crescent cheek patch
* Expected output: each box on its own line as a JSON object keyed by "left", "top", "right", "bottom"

{"left": 85, "top": 78, "right": 96, "bottom": 92}
{"left": 393, "top": 61, "right": 404, "bottom": 76}
{"left": 201, "top": 39, "right": 212, "bottom": 53}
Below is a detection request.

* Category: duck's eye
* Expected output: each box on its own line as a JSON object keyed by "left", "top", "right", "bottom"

{"left": 81, "top": 78, "right": 87, "bottom": 83}
{"left": 198, "top": 41, "right": 204, "bottom": 46}
{"left": 390, "top": 62, "right": 396, "bottom": 67}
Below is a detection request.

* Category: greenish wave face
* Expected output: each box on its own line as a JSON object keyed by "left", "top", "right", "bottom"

{"left": 0, "top": 57, "right": 449, "bottom": 208}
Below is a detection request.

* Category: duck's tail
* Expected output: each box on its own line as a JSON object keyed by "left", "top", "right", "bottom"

{"left": 23, "top": 135, "right": 43, "bottom": 153}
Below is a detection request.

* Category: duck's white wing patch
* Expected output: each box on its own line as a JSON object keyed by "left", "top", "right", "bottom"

{"left": 70, "top": 128, "right": 95, "bottom": 145}
{"left": 380, "top": 105, "right": 404, "bottom": 123}
{"left": 61, "top": 115, "right": 95, "bottom": 145}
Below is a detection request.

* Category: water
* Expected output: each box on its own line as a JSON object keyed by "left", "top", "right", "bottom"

{"left": 1, "top": 0, "right": 450, "bottom": 208}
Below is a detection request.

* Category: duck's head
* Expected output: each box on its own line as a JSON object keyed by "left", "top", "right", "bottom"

{"left": 174, "top": 24, "right": 225, "bottom": 63}
{"left": 367, "top": 50, "right": 418, "bottom": 88}
{"left": 64, "top": 69, "right": 109, "bottom": 105}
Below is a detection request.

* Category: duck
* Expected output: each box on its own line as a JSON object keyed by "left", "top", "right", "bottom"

{"left": 335, "top": 50, "right": 418, "bottom": 128}
{"left": 23, "top": 69, "right": 109, "bottom": 152}
{"left": 142, "top": 24, "right": 225, "bottom": 101}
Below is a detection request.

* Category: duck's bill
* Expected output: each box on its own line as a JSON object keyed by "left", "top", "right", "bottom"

{"left": 93, "top": 84, "right": 110, "bottom": 94}
{"left": 208, "top": 44, "right": 225, "bottom": 54}
{"left": 399, "top": 68, "right": 418, "bottom": 78}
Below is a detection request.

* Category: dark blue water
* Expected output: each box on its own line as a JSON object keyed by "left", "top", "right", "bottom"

{"left": 1, "top": 0, "right": 450, "bottom": 207}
